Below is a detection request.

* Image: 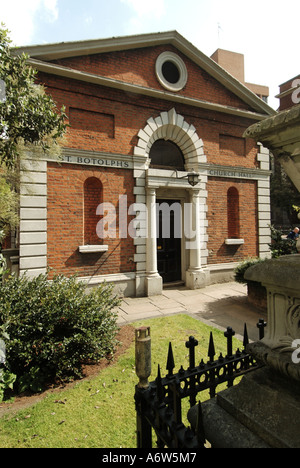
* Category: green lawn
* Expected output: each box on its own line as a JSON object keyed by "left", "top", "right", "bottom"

{"left": 0, "top": 314, "right": 242, "bottom": 448}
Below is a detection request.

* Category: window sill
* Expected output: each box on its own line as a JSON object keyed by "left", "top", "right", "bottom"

{"left": 79, "top": 245, "right": 108, "bottom": 254}
{"left": 225, "top": 239, "right": 244, "bottom": 245}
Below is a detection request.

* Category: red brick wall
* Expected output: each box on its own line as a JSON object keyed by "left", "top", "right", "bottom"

{"left": 47, "top": 162, "right": 135, "bottom": 278}
{"left": 37, "top": 46, "right": 262, "bottom": 276}
{"left": 39, "top": 71, "right": 258, "bottom": 167}
{"left": 278, "top": 75, "right": 300, "bottom": 111}
{"left": 207, "top": 178, "right": 258, "bottom": 264}
{"left": 69, "top": 108, "right": 115, "bottom": 138}
{"left": 52, "top": 45, "right": 253, "bottom": 111}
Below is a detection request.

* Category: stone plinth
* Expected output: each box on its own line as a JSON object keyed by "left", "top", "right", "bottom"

{"left": 189, "top": 366, "right": 300, "bottom": 448}
{"left": 188, "top": 255, "right": 300, "bottom": 448}
{"left": 189, "top": 103, "right": 300, "bottom": 448}
{"left": 245, "top": 255, "right": 300, "bottom": 381}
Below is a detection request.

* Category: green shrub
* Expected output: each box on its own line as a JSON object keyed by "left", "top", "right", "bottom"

{"left": 0, "top": 368, "right": 16, "bottom": 401}
{"left": 0, "top": 273, "right": 120, "bottom": 395}
{"left": 269, "top": 225, "right": 298, "bottom": 258}
{"left": 234, "top": 257, "right": 267, "bottom": 285}
{"left": 0, "top": 323, "right": 16, "bottom": 401}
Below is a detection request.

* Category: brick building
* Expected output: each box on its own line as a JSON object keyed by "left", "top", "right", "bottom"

{"left": 276, "top": 74, "right": 300, "bottom": 111}
{"left": 13, "top": 31, "right": 275, "bottom": 296}
{"left": 211, "top": 48, "right": 269, "bottom": 102}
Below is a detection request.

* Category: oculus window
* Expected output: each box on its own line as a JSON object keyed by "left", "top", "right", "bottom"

{"left": 155, "top": 52, "right": 188, "bottom": 92}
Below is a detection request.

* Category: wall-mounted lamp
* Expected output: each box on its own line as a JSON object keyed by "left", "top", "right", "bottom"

{"left": 175, "top": 169, "right": 200, "bottom": 187}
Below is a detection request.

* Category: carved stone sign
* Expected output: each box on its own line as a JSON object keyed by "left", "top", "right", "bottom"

{"left": 208, "top": 168, "right": 255, "bottom": 179}
{"left": 62, "top": 154, "right": 132, "bottom": 169}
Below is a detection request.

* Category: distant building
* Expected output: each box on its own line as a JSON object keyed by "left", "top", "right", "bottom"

{"left": 7, "top": 31, "right": 275, "bottom": 296}
{"left": 269, "top": 74, "right": 300, "bottom": 228}
{"left": 211, "top": 48, "right": 269, "bottom": 102}
{"left": 276, "top": 75, "right": 300, "bottom": 111}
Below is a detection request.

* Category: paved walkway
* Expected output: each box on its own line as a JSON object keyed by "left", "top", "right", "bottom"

{"left": 116, "top": 282, "right": 267, "bottom": 342}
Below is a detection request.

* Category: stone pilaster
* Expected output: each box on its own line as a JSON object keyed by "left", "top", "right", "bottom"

{"left": 145, "top": 187, "right": 162, "bottom": 296}
{"left": 19, "top": 156, "right": 47, "bottom": 277}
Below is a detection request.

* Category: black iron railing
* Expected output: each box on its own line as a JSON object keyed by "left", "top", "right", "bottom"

{"left": 134, "top": 320, "right": 267, "bottom": 449}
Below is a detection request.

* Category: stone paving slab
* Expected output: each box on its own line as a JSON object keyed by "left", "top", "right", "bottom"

{"left": 116, "top": 282, "right": 267, "bottom": 342}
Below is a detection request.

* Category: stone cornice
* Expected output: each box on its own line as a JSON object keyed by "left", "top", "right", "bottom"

{"left": 244, "top": 104, "right": 300, "bottom": 161}
{"left": 244, "top": 104, "right": 300, "bottom": 140}
{"left": 28, "top": 57, "right": 271, "bottom": 121}
{"left": 16, "top": 31, "right": 180, "bottom": 60}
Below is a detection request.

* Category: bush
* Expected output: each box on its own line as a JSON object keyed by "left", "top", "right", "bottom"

{"left": 269, "top": 225, "right": 298, "bottom": 258}
{"left": 0, "top": 323, "right": 16, "bottom": 401}
{"left": 234, "top": 257, "right": 267, "bottom": 285}
{"left": 0, "top": 273, "right": 120, "bottom": 395}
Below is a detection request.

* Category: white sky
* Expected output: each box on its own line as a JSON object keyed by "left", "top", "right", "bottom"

{"left": 1, "top": 0, "right": 299, "bottom": 109}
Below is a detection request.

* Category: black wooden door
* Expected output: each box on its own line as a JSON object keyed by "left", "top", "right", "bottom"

{"left": 157, "top": 199, "right": 182, "bottom": 283}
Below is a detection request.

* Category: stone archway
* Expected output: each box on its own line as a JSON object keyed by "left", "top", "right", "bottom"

{"left": 133, "top": 108, "right": 209, "bottom": 296}
{"left": 133, "top": 108, "right": 207, "bottom": 169}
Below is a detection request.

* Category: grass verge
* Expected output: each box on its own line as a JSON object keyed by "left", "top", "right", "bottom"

{"left": 0, "top": 314, "right": 242, "bottom": 448}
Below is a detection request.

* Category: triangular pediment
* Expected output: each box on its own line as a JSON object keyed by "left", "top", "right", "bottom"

{"left": 15, "top": 31, "right": 275, "bottom": 118}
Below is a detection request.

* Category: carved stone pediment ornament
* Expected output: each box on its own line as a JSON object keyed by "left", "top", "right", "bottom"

{"left": 273, "top": 304, "right": 300, "bottom": 353}
{"left": 248, "top": 303, "right": 300, "bottom": 381}
{"left": 248, "top": 340, "right": 300, "bottom": 382}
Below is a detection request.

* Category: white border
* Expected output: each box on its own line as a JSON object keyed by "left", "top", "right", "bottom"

{"left": 155, "top": 52, "right": 188, "bottom": 92}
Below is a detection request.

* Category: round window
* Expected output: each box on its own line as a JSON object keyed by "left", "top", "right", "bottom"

{"left": 155, "top": 52, "right": 188, "bottom": 92}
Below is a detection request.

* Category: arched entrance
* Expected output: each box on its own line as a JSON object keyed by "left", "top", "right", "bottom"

{"left": 134, "top": 108, "right": 206, "bottom": 171}
{"left": 133, "top": 108, "right": 209, "bottom": 296}
{"left": 149, "top": 141, "right": 183, "bottom": 283}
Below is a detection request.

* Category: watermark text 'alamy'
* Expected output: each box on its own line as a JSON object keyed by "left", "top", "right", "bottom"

{"left": 95, "top": 196, "right": 201, "bottom": 249}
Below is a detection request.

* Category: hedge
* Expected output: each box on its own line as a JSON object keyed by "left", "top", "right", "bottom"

{"left": 0, "top": 273, "right": 120, "bottom": 396}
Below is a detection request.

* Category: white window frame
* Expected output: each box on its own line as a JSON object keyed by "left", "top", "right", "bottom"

{"left": 155, "top": 52, "right": 188, "bottom": 92}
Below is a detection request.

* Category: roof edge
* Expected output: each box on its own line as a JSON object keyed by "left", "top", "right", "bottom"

{"left": 13, "top": 30, "right": 180, "bottom": 60}
{"left": 13, "top": 30, "right": 276, "bottom": 117}
{"left": 28, "top": 58, "right": 272, "bottom": 121}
